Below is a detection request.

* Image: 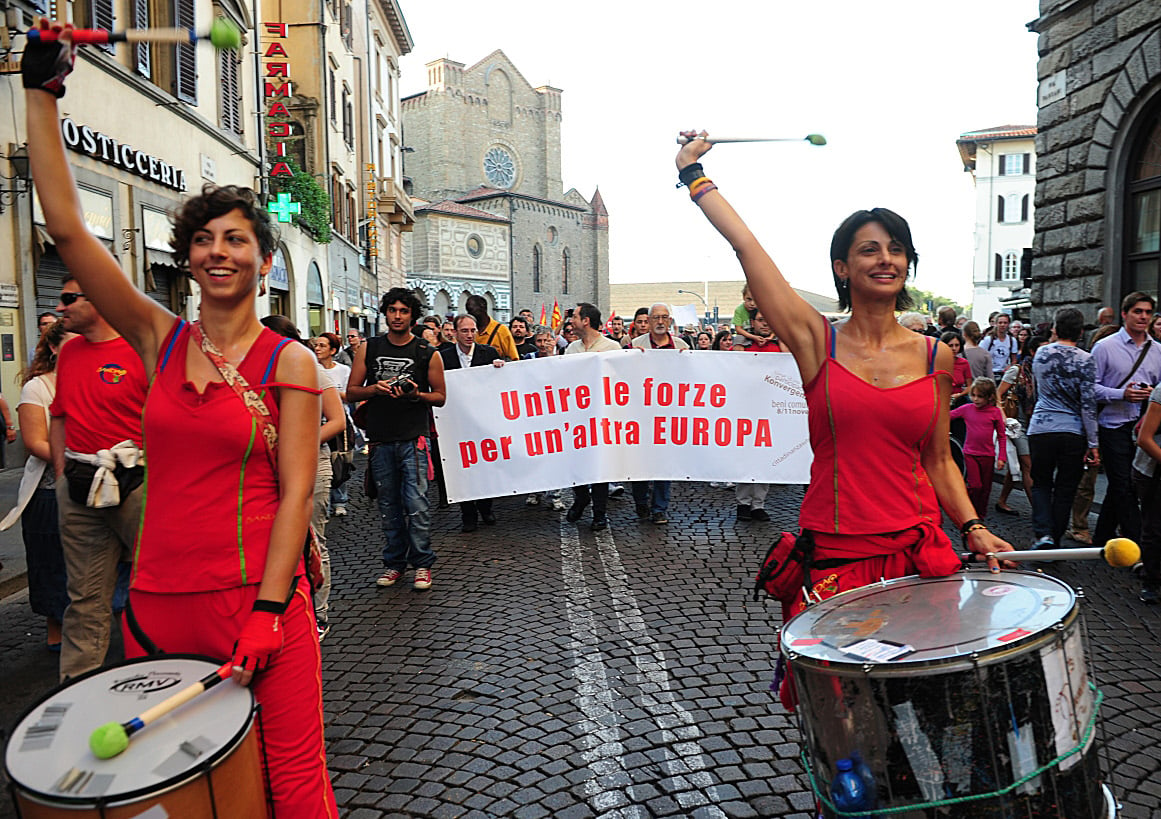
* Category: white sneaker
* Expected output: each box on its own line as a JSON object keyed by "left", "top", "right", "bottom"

{"left": 608, "top": 483, "right": 625, "bottom": 498}
{"left": 334, "top": 505, "right": 347, "bottom": 516}
{"left": 525, "top": 495, "right": 540, "bottom": 506}
{"left": 551, "top": 497, "right": 567, "bottom": 511}
{"left": 413, "top": 567, "right": 433, "bottom": 590}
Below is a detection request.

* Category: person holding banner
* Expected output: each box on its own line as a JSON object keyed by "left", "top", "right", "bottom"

{"left": 564, "top": 303, "right": 622, "bottom": 530}
{"left": 676, "top": 132, "right": 1014, "bottom": 703}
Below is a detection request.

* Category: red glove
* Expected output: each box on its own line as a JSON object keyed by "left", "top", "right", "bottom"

{"left": 231, "top": 603, "right": 284, "bottom": 675}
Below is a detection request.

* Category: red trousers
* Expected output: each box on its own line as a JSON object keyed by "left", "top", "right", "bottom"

{"left": 124, "top": 577, "right": 337, "bottom": 819}
{"left": 963, "top": 453, "right": 994, "bottom": 519}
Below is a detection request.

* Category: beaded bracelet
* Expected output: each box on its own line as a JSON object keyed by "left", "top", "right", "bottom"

{"left": 960, "top": 518, "right": 988, "bottom": 544}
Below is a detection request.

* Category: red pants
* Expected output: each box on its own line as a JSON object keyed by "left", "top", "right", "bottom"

{"left": 124, "top": 577, "right": 337, "bottom": 819}
{"left": 963, "top": 453, "right": 994, "bottom": 519}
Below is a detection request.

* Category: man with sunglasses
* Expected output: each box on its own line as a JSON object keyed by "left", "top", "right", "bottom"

{"left": 336, "top": 329, "right": 363, "bottom": 367}
{"left": 51, "top": 276, "right": 148, "bottom": 681}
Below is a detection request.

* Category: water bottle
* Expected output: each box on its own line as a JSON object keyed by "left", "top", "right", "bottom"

{"left": 830, "top": 758, "right": 872, "bottom": 818}
{"left": 850, "top": 751, "right": 877, "bottom": 810}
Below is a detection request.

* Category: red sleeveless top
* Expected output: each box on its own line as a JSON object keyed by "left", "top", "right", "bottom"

{"left": 132, "top": 321, "right": 295, "bottom": 592}
{"left": 799, "top": 322, "right": 948, "bottom": 535}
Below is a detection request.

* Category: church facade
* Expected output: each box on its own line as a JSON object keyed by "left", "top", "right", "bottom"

{"left": 401, "top": 51, "right": 609, "bottom": 321}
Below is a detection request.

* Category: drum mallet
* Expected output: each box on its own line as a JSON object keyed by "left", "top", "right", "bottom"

{"left": 962, "top": 537, "right": 1140, "bottom": 568}
{"left": 677, "top": 133, "right": 827, "bottom": 146}
{"left": 89, "top": 661, "right": 233, "bottom": 759}
{"left": 24, "top": 18, "right": 242, "bottom": 49}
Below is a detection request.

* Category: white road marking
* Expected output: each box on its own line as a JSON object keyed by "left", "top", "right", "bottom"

{"left": 560, "top": 516, "right": 725, "bottom": 817}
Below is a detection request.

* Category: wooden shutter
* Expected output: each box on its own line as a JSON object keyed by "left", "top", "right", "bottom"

{"left": 173, "top": 0, "right": 197, "bottom": 103}
{"left": 132, "top": 0, "right": 150, "bottom": 76}
{"left": 93, "top": 0, "right": 115, "bottom": 54}
{"left": 997, "top": 157, "right": 1006, "bottom": 176}
{"left": 1021, "top": 194, "right": 1029, "bottom": 222}
{"left": 994, "top": 254, "right": 1002, "bottom": 281}
{"left": 220, "top": 47, "right": 241, "bottom": 134}
{"left": 996, "top": 196, "right": 1005, "bottom": 223}
{"left": 1023, "top": 153, "right": 1030, "bottom": 174}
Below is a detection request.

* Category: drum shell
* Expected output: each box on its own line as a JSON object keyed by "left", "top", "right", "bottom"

{"left": 783, "top": 574, "right": 1107, "bottom": 818}
{"left": 6, "top": 655, "right": 269, "bottom": 819}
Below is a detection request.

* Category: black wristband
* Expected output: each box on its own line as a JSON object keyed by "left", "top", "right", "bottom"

{"left": 252, "top": 598, "right": 288, "bottom": 615}
{"left": 678, "top": 162, "right": 705, "bottom": 188}
{"left": 960, "top": 518, "right": 987, "bottom": 537}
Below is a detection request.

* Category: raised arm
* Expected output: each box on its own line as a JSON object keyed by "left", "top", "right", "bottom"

{"left": 24, "top": 23, "right": 173, "bottom": 366}
{"left": 676, "top": 132, "right": 828, "bottom": 382}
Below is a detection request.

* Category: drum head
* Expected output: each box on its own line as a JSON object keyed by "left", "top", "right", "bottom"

{"left": 781, "top": 570, "right": 1076, "bottom": 672}
{"left": 5, "top": 655, "right": 255, "bottom": 807}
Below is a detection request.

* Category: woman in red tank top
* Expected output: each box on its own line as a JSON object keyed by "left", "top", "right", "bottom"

{"left": 676, "top": 133, "right": 1015, "bottom": 704}
{"left": 27, "top": 34, "right": 338, "bottom": 817}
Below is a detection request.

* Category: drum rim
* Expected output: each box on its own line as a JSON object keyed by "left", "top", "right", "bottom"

{"left": 5, "top": 653, "right": 258, "bottom": 808}
{"left": 781, "top": 570, "right": 1080, "bottom": 675}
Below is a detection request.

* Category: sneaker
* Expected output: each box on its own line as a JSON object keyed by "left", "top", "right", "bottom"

{"left": 737, "top": 504, "right": 752, "bottom": 521}
{"left": 1031, "top": 536, "right": 1056, "bottom": 564}
{"left": 651, "top": 511, "right": 668, "bottom": 525}
{"left": 333, "top": 505, "right": 348, "bottom": 517}
{"left": 709, "top": 481, "right": 723, "bottom": 489}
{"left": 608, "top": 484, "right": 626, "bottom": 498}
{"left": 750, "top": 508, "right": 770, "bottom": 522}
{"left": 413, "top": 567, "right": 433, "bottom": 590}
{"left": 551, "top": 497, "right": 567, "bottom": 511}
{"left": 526, "top": 495, "right": 541, "bottom": 506}
{"left": 636, "top": 504, "right": 650, "bottom": 519}
{"left": 317, "top": 622, "right": 331, "bottom": 642}
{"left": 591, "top": 516, "right": 609, "bottom": 531}
{"left": 376, "top": 568, "right": 403, "bottom": 587}
{"left": 566, "top": 503, "right": 588, "bottom": 523}
{"left": 722, "top": 482, "right": 735, "bottom": 489}
{"left": 1139, "top": 586, "right": 1160, "bottom": 604}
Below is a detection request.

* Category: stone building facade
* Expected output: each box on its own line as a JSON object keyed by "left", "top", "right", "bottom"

{"left": 1030, "top": 0, "right": 1161, "bottom": 323}
{"left": 401, "top": 50, "right": 609, "bottom": 321}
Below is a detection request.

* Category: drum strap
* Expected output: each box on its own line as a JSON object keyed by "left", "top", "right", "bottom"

{"left": 124, "top": 598, "right": 163, "bottom": 656}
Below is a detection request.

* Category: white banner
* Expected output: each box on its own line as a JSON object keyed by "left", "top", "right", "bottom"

{"left": 433, "top": 349, "right": 811, "bottom": 503}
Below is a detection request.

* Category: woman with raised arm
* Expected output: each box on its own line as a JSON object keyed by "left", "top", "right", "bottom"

{"left": 676, "top": 131, "right": 1013, "bottom": 704}
{"left": 24, "top": 24, "right": 337, "bottom": 817}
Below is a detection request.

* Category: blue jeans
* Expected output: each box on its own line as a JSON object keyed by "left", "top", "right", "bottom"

{"left": 632, "top": 480, "right": 671, "bottom": 514}
{"left": 370, "top": 439, "right": 435, "bottom": 570}
{"left": 329, "top": 478, "right": 349, "bottom": 510}
{"left": 1029, "top": 432, "right": 1086, "bottom": 545}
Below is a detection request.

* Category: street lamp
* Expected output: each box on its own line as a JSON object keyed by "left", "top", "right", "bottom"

{"left": 0, "top": 145, "right": 31, "bottom": 215}
{"left": 676, "top": 289, "right": 709, "bottom": 325}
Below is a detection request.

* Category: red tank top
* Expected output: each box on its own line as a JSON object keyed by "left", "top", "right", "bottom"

{"left": 132, "top": 321, "right": 293, "bottom": 592}
{"left": 799, "top": 322, "right": 947, "bottom": 535}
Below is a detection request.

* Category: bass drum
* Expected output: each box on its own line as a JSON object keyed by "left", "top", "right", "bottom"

{"left": 6, "top": 655, "right": 270, "bottom": 819}
{"left": 781, "top": 571, "right": 1115, "bottom": 818}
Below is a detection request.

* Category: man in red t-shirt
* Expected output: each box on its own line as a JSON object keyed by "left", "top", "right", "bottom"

{"left": 50, "top": 276, "right": 148, "bottom": 681}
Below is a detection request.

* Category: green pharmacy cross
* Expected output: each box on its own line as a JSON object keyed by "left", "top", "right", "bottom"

{"left": 267, "top": 192, "right": 301, "bottom": 223}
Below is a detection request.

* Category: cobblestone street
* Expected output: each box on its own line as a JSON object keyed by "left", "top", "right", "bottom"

{"left": 2, "top": 464, "right": 1158, "bottom": 817}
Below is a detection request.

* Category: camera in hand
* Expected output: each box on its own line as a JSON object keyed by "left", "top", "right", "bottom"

{"left": 384, "top": 373, "right": 416, "bottom": 393}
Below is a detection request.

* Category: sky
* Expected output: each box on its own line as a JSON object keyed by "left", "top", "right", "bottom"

{"left": 396, "top": 1, "right": 1042, "bottom": 308}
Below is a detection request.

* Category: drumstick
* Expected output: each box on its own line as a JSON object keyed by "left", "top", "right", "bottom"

{"left": 961, "top": 537, "right": 1140, "bottom": 568}
{"left": 676, "top": 133, "right": 827, "bottom": 146}
{"left": 89, "top": 661, "right": 233, "bottom": 759}
{"left": 25, "top": 18, "right": 242, "bottom": 49}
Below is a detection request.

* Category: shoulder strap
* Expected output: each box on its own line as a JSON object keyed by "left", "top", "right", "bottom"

{"left": 926, "top": 336, "right": 938, "bottom": 375}
{"left": 187, "top": 321, "right": 279, "bottom": 472}
{"left": 824, "top": 315, "right": 836, "bottom": 359}
{"left": 485, "top": 321, "right": 500, "bottom": 346}
{"left": 1115, "top": 339, "right": 1152, "bottom": 390}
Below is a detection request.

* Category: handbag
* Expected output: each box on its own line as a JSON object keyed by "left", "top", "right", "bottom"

{"left": 187, "top": 321, "right": 326, "bottom": 592}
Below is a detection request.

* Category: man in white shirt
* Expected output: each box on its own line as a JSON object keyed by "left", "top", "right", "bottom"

{"left": 564, "top": 303, "right": 620, "bottom": 529}
{"left": 981, "top": 313, "right": 1017, "bottom": 380}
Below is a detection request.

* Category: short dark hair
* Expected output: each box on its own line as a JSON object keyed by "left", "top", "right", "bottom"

{"left": 510, "top": 316, "right": 529, "bottom": 331}
{"left": 937, "top": 305, "right": 957, "bottom": 326}
{"left": 939, "top": 331, "right": 961, "bottom": 348}
{"left": 380, "top": 287, "right": 422, "bottom": 318}
{"left": 260, "top": 314, "right": 309, "bottom": 347}
{"left": 575, "top": 302, "right": 601, "bottom": 329}
{"left": 172, "top": 185, "right": 278, "bottom": 274}
{"left": 319, "top": 332, "right": 341, "bottom": 352}
{"left": 1121, "top": 291, "right": 1156, "bottom": 315}
{"left": 829, "top": 208, "right": 917, "bottom": 312}
{"left": 1053, "top": 307, "right": 1085, "bottom": 342}
{"left": 465, "top": 295, "right": 488, "bottom": 315}
{"left": 634, "top": 307, "right": 649, "bottom": 319}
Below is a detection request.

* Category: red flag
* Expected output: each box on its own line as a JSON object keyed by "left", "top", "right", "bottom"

{"left": 539, "top": 304, "right": 548, "bottom": 327}
{"left": 550, "top": 300, "right": 562, "bottom": 333}
{"left": 604, "top": 309, "right": 618, "bottom": 334}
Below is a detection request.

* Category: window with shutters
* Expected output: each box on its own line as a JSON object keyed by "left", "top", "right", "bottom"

{"left": 90, "top": 0, "right": 116, "bottom": 54}
{"left": 1003, "top": 251, "right": 1019, "bottom": 281}
{"left": 341, "top": 2, "right": 353, "bottom": 50}
{"left": 218, "top": 47, "right": 242, "bottom": 135}
{"left": 172, "top": 0, "right": 197, "bottom": 103}
{"left": 342, "top": 88, "right": 352, "bottom": 149}
{"left": 1003, "top": 193, "right": 1020, "bottom": 224}
{"left": 132, "top": 0, "right": 150, "bottom": 75}
{"left": 1000, "top": 154, "right": 1026, "bottom": 176}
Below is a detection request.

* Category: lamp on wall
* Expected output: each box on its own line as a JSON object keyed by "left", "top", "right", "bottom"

{"left": 0, "top": 144, "right": 30, "bottom": 214}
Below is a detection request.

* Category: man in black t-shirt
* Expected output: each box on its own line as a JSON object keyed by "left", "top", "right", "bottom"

{"left": 348, "top": 288, "right": 446, "bottom": 591}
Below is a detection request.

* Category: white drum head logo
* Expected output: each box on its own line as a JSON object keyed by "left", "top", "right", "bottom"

{"left": 109, "top": 671, "right": 183, "bottom": 695}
